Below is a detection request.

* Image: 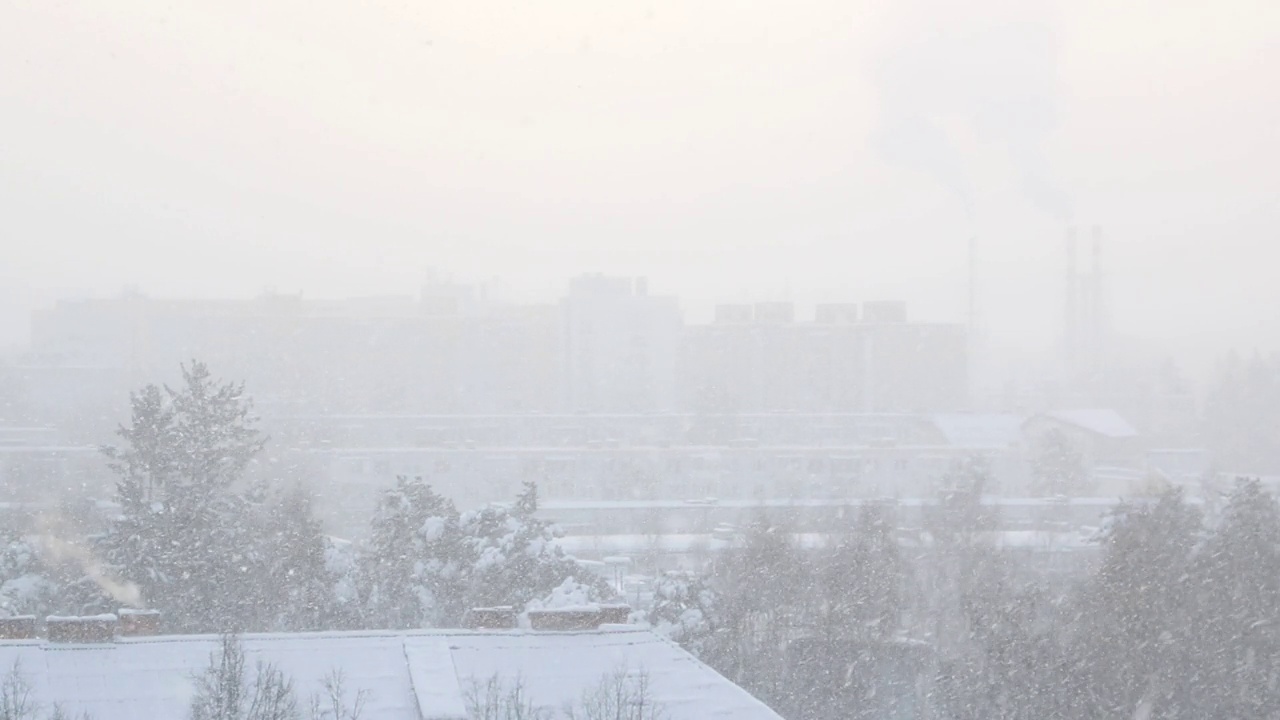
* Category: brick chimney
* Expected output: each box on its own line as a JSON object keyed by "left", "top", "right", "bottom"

{"left": 0, "top": 616, "right": 37, "bottom": 641}
{"left": 597, "top": 604, "right": 632, "bottom": 625}
{"left": 118, "top": 609, "right": 162, "bottom": 637}
{"left": 463, "top": 607, "right": 517, "bottom": 630}
{"left": 46, "top": 615, "right": 117, "bottom": 643}
{"left": 528, "top": 605, "right": 633, "bottom": 631}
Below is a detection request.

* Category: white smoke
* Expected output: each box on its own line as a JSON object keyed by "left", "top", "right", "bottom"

{"left": 868, "top": 0, "right": 1074, "bottom": 222}
{"left": 32, "top": 513, "right": 142, "bottom": 607}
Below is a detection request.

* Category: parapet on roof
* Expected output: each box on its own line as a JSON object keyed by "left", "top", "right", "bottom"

{"left": 0, "top": 627, "right": 781, "bottom": 720}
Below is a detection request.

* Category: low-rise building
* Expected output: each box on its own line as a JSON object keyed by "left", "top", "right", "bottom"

{"left": 0, "top": 624, "right": 782, "bottom": 719}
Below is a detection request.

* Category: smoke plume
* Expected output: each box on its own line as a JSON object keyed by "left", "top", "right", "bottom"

{"left": 33, "top": 513, "right": 142, "bottom": 607}
{"left": 868, "top": 1, "right": 1074, "bottom": 222}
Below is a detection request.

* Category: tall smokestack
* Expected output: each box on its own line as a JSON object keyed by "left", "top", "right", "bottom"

{"left": 968, "top": 236, "right": 978, "bottom": 331}
{"left": 1065, "top": 226, "right": 1078, "bottom": 382}
{"left": 1090, "top": 225, "right": 1105, "bottom": 373}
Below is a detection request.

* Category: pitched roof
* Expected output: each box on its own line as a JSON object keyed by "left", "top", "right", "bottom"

{"left": 0, "top": 627, "right": 781, "bottom": 720}
{"left": 928, "top": 413, "right": 1026, "bottom": 448}
{"left": 1033, "top": 409, "right": 1139, "bottom": 439}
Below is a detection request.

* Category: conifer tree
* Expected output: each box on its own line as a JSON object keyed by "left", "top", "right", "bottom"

{"left": 359, "top": 475, "right": 465, "bottom": 629}
{"left": 99, "top": 361, "right": 270, "bottom": 632}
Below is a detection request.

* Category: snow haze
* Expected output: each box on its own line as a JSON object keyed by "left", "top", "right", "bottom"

{"left": 1, "top": 0, "right": 1277, "bottom": 364}
{"left": 3, "top": 2, "right": 1280, "bottom": 718}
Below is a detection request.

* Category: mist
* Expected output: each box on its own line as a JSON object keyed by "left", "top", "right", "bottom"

{"left": 2, "top": 1, "right": 1280, "bottom": 718}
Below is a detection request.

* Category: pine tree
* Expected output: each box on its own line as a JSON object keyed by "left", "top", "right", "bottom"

{"left": 781, "top": 505, "right": 906, "bottom": 720}
{"left": 646, "top": 571, "right": 718, "bottom": 656}
{"left": 918, "top": 457, "right": 1000, "bottom": 655}
{"left": 1030, "top": 429, "right": 1087, "bottom": 497}
{"left": 704, "top": 513, "right": 809, "bottom": 707}
{"left": 818, "top": 504, "right": 902, "bottom": 644}
{"left": 0, "top": 530, "right": 57, "bottom": 618}
{"left": 98, "top": 361, "right": 270, "bottom": 633}
{"left": 359, "top": 476, "right": 466, "bottom": 628}
{"left": 1204, "top": 352, "right": 1280, "bottom": 473}
{"left": 458, "top": 482, "right": 607, "bottom": 618}
{"left": 1179, "top": 478, "right": 1280, "bottom": 718}
{"left": 253, "top": 485, "right": 336, "bottom": 632}
{"left": 1074, "top": 489, "right": 1201, "bottom": 717}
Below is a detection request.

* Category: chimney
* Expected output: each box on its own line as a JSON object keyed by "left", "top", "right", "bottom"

{"left": 597, "top": 604, "right": 632, "bottom": 625}
{"left": 1065, "top": 226, "right": 1079, "bottom": 382}
{"left": 0, "top": 616, "right": 37, "bottom": 641}
{"left": 1091, "top": 224, "right": 1105, "bottom": 367}
{"left": 462, "top": 607, "right": 517, "bottom": 630}
{"left": 968, "top": 236, "right": 978, "bottom": 332}
{"left": 527, "top": 605, "right": 633, "bottom": 631}
{"left": 46, "top": 615, "right": 117, "bottom": 643}
{"left": 118, "top": 609, "right": 162, "bottom": 637}
{"left": 528, "top": 608, "right": 601, "bottom": 631}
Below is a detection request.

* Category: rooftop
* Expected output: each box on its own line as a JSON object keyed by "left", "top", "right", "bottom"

{"left": 0, "top": 627, "right": 781, "bottom": 719}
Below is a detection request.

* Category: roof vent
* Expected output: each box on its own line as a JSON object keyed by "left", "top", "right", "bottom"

{"left": 598, "top": 604, "right": 632, "bottom": 625}
{"left": 0, "top": 616, "right": 37, "bottom": 641}
{"left": 528, "top": 608, "right": 601, "bottom": 631}
{"left": 46, "top": 614, "right": 117, "bottom": 643}
{"left": 119, "top": 609, "right": 162, "bottom": 637}
{"left": 528, "top": 605, "right": 632, "bottom": 631}
{"left": 463, "top": 607, "right": 517, "bottom": 630}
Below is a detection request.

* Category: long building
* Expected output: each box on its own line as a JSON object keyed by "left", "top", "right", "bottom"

{"left": 14, "top": 277, "right": 969, "bottom": 437}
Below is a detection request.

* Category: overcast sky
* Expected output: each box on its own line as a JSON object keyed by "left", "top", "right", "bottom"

{"left": 1, "top": 0, "right": 1277, "bottom": 368}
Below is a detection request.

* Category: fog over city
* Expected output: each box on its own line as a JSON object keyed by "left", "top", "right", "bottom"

{"left": 3, "top": 0, "right": 1278, "bottom": 362}
{"left": 1, "top": 1, "right": 1278, "bottom": 718}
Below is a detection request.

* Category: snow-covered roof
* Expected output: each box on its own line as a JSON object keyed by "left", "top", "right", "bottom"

{"left": 558, "top": 530, "right": 1101, "bottom": 557}
{"left": 0, "top": 627, "right": 781, "bottom": 719}
{"left": 928, "top": 413, "right": 1025, "bottom": 448}
{"left": 1031, "top": 409, "right": 1139, "bottom": 439}
{"left": 1145, "top": 448, "right": 1214, "bottom": 480}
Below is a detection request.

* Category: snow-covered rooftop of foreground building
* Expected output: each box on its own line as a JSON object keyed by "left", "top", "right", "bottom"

{"left": 0, "top": 627, "right": 782, "bottom": 720}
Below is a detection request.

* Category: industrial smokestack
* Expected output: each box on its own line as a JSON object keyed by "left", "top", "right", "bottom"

{"left": 1090, "top": 225, "right": 1105, "bottom": 372}
{"left": 968, "top": 236, "right": 978, "bottom": 332}
{"left": 1065, "top": 226, "right": 1078, "bottom": 381}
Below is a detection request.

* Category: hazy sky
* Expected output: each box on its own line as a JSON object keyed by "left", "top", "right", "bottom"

{"left": 2, "top": 0, "right": 1277, "bottom": 367}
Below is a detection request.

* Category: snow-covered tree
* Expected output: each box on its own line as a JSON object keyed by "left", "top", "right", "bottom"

{"left": 646, "top": 571, "right": 718, "bottom": 657}
{"left": 1030, "top": 429, "right": 1087, "bottom": 497}
{"left": 357, "top": 479, "right": 607, "bottom": 628}
{"left": 915, "top": 458, "right": 1000, "bottom": 654}
{"left": 1178, "top": 478, "right": 1280, "bottom": 717}
{"left": 816, "top": 504, "right": 902, "bottom": 643}
{"left": 0, "top": 524, "right": 110, "bottom": 620}
{"left": 1074, "top": 489, "right": 1201, "bottom": 718}
{"left": 459, "top": 482, "right": 606, "bottom": 617}
{"left": 98, "top": 361, "right": 273, "bottom": 633}
{"left": 1204, "top": 352, "right": 1280, "bottom": 473}
{"left": 702, "top": 513, "right": 809, "bottom": 706}
{"left": 251, "top": 485, "right": 339, "bottom": 632}
{"left": 358, "top": 476, "right": 466, "bottom": 629}
{"left": 0, "top": 531, "right": 56, "bottom": 619}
